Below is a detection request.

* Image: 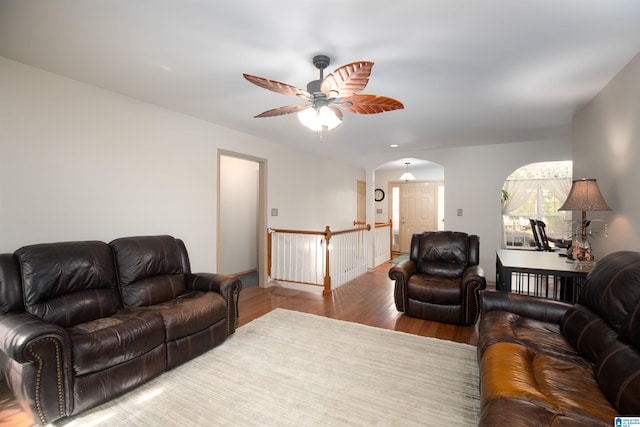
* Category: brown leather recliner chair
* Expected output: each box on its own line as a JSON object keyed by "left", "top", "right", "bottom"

{"left": 388, "top": 231, "right": 486, "bottom": 325}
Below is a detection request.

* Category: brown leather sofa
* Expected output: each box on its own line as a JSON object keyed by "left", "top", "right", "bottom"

{"left": 0, "top": 235, "right": 241, "bottom": 426}
{"left": 477, "top": 251, "right": 640, "bottom": 426}
{"left": 389, "top": 231, "right": 486, "bottom": 325}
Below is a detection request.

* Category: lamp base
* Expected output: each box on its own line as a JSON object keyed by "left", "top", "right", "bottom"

{"left": 571, "top": 240, "right": 594, "bottom": 268}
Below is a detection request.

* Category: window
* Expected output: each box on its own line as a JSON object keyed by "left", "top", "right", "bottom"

{"left": 502, "top": 161, "right": 572, "bottom": 248}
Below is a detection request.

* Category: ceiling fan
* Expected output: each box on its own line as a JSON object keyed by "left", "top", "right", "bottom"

{"left": 243, "top": 55, "right": 404, "bottom": 136}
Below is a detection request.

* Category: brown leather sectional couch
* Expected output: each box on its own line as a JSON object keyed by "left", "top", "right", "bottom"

{"left": 0, "top": 235, "right": 242, "bottom": 426}
{"left": 477, "top": 251, "right": 640, "bottom": 426}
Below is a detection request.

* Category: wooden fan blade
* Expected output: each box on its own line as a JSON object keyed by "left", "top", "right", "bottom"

{"left": 243, "top": 74, "right": 311, "bottom": 99}
{"left": 338, "top": 94, "right": 404, "bottom": 114}
{"left": 320, "top": 62, "right": 373, "bottom": 98}
{"left": 253, "top": 104, "right": 311, "bottom": 118}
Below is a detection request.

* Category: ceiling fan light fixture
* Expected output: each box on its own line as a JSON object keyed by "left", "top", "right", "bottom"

{"left": 244, "top": 54, "right": 403, "bottom": 138}
{"left": 297, "top": 106, "right": 342, "bottom": 132}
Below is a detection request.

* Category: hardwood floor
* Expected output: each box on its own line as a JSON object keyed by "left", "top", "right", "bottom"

{"left": 0, "top": 261, "right": 478, "bottom": 426}
{"left": 238, "top": 261, "right": 479, "bottom": 344}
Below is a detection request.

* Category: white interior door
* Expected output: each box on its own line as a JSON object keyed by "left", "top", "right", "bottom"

{"left": 399, "top": 181, "right": 438, "bottom": 253}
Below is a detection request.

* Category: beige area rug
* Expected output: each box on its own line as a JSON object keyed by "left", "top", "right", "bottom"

{"left": 57, "top": 309, "right": 480, "bottom": 426}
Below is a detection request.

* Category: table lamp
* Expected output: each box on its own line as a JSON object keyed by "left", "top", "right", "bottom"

{"left": 558, "top": 178, "right": 611, "bottom": 261}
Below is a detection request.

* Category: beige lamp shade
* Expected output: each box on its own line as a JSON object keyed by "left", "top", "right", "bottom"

{"left": 559, "top": 179, "right": 611, "bottom": 212}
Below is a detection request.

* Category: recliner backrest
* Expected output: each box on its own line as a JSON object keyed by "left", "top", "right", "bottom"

{"left": 0, "top": 253, "right": 23, "bottom": 314}
{"left": 15, "top": 241, "right": 121, "bottom": 327}
{"left": 563, "top": 250, "right": 640, "bottom": 415}
{"left": 110, "top": 235, "right": 191, "bottom": 307}
{"left": 410, "top": 231, "right": 478, "bottom": 279}
{"left": 579, "top": 250, "right": 640, "bottom": 348}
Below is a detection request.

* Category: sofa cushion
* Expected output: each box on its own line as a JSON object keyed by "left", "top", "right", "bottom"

{"left": 579, "top": 251, "right": 640, "bottom": 334}
{"left": 148, "top": 290, "right": 227, "bottom": 341}
{"left": 110, "top": 235, "right": 189, "bottom": 307}
{"left": 560, "top": 304, "right": 619, "bottom": 363}
{"left": 479, "top": 396, "right": 612, "bottom": 427}
{"left": 68, "top": 307, "right": 165, "bottom": 376}
{"left": 120, "top": 275, "right": 187, "bottom": 308}
{"left": 477, "top": 310, "right": 589, "bottom": 367}
{"left": 407, "top": 275, "right": 461, "bottom": 304}
{"left": 16, "top": 241, "right": 121, "bottom": 327}
{"left": 480, "top": 342, "right": 617, "bottom": 425}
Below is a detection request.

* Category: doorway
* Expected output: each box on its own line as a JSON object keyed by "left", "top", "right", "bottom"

{"left": 218, "top": 151, "right": 267, "bottom": 288}
{"left": 390, "top": 180, "right": 444, "bottom": 253}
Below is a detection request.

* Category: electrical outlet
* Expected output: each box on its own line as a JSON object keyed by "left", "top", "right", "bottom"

{"left": 271, "top": 208, "right": 278, "bottom": 216}
{"left": 457, "top": 208, "right": 463, "bottom": 216}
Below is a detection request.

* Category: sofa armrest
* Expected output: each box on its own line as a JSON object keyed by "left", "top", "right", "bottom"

{"left": 0, "top": 312, "right": 70, "bottom": 363}
{"left": 0, "top": 312, "right": 72, "bottom": 424}
{"left": 388, "top": 260, "right": 417, "bottom": 313}
{"left": 187, "top": 273, "right": 242, "bottom": 334}
{"left": 186, "top": 273, "right": 241, "bottom": 302}
{"left": 461, "top": 265, "right": 487, "bottom": 324}
{"left": 462, "top": 264, "right": 486, "bottom": 287}
{"left": 388, "top": 259, "right": 416, "bottom": 283}
{"left": 479, "top": 290, "right": 572, "bottom": 324}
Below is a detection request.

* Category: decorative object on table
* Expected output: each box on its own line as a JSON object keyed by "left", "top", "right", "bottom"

{"left": 558, "top": 178, "right": 611, "bottom": 262}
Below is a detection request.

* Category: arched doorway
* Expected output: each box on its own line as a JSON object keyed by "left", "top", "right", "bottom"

{"left": 375, "top": 158, "right": 444, "bottom": 253}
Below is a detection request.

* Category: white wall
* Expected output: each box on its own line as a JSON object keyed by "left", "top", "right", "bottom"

{"left": 572, "top": 52, "right": 640, "bottom": 259}
{"left": 266, "top": 150, "right": 363, "bottom": 231}
{"left": 0, "top": 57, "right": 363, "bottom": 272}
{"left": 365, "top": 138, "right": 573, "bottom": 281}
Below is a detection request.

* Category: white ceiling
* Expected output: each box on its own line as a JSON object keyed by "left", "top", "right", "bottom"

{"left": 2, "top": 1, "right": 640, "bottom": 167}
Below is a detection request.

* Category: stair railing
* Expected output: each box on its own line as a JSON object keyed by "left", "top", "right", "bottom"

{"left": 268, "top": 224, "right": 371, "bottom": 294}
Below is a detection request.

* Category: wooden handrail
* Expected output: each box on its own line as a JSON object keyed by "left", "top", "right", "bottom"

{"left": 269, "top": 224, "right": 371, "bottom": 237}
{"left": 267, "top": 224, "right": 372, "bottom": 295}
{"left": 268, "top": 227, "right": 326, "bottom": 236}
{"left": 330, "top": 224, "right": 371, "bottom": 236}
